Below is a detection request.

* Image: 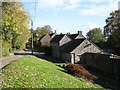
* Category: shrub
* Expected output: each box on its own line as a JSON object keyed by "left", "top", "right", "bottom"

{"left": 1, "top": 41, "right": 11, "bottom": 57}
{"left": 66, "top": 64, "right": 96, "bottom": 83}
{"left": 2, "top": 49, "right": 9, "bottom": 57}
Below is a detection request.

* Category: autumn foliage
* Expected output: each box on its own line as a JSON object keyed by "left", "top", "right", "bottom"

{"left": 66, "top": 64, "right": 96, "bottom": 83}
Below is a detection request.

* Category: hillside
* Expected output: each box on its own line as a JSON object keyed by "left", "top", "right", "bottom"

{"left": 2, "top": 55, "right": 101, "bottom": 88}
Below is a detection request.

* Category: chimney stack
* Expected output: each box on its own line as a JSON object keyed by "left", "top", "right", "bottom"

{"left": 78, "top": 31, "right": 82, "bottom": 35}
{"left": 54, "top": 30, "right": 56, "bottom": 33}
{"left": 66, "top": 32, "right": 70, "bottom": 35}
{"left": 60, "top": 33, "right": 63, "bottom": 35}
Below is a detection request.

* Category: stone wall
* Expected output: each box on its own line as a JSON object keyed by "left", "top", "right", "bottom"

{"left": 72, "top": 39, "right": 101, "bottom": 63}
{"left": 51, "top": 43, "right": 60, "bottom": 58}
{"left": 75, "top": 34, "right": 84, "bottom": 39}
{"left": 85, "top": 53, "right": 114, "bottom": 74}
{"left": 40, "top": 34, "right": 51, "bottom": 46}
{"left": 112, "top": 60, "right": 120, "bottom": 79}
{"left": 61, "top": 53, "right": 71, "bottom": 63}
{"left": 60, "top": 35, "right": 71, "bottom": 46}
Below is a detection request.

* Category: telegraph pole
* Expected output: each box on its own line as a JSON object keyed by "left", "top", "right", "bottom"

{"left": 31, "top": 0, "right": 37, "bottom": 55}
{"left": 31, "top": 20, "right": 33, "bottom": 55}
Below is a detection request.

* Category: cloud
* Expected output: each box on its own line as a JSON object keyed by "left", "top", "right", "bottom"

{"left": 64, "top": 3, "right": 79, "bottom": 10}
{"left": 79, "top": 22, "right": 104, "bottom": 36}
{"left": 79, "top": 22, "right": 103, "bottom": 34}
{"left": 22, "top": 0, "right": 119, "bottom": 17}
{"left": 37, "top": 0, "right": 80, "bottom": 10}
{"left": 37, "top": 0, "right": 64, "bottom": 9}
{"left": 64, "top": 0, "right": 82, "bottom": 10}
{"left": 86, "top": 22, "right": 103, "bottom": 29}
{"left": 20, "top": 0, "right": 116, "bottom": 2}
{"left": 79, "top": 1, "right": 118, "bottom": 16}
{"left": 21, "top": 0, "right": 119, "bottom": 11}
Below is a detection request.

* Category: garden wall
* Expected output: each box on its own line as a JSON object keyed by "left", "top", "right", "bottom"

{"left": 85, "top": 53, "right": 114, "bottom": 74}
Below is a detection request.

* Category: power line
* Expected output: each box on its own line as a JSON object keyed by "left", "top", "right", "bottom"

{"left": 33, "top": 0, "right": 37, "bottom": 27}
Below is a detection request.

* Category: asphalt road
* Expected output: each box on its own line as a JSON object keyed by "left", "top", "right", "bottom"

{"left": 0, "top": 51, "right": 32, "bottom": 69}
{"left": 0, "top": 50, "right": 64, "bottom": 69}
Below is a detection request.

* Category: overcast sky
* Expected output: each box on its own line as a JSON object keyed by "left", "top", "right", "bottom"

{"left": 23, "top": 0, "right": 119, "bottom": 36}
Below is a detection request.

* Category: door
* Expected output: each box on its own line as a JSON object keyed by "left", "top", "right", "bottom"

{"left": 71, "top": 53, "right": 75, "bottom": 64}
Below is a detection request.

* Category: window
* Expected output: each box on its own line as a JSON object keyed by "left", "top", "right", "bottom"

{"left": 84, "top": 44, "right": 91, "bottom": 48}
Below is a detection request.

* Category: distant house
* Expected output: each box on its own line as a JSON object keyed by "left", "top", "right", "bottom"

{"left": 50, "top": 34, "right": 71, "bottom": 58}
{"left": 39, "top": 33, "right": 56, "bottom": 46}
{"left": 60, "top": 39, "right": 101, "bottom": 64}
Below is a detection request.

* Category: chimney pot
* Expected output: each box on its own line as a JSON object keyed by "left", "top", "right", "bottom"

{"left": 54, "top": 30, "right": 56, "bottom": 33}
{"left": 66, "top": 32, "right": 70, "bottom": 35}
{"left": 78, "top": 31, "right": 82, "bottom": 35}
{"left": 60, "top": 33, "right": 63, "bottom": 35}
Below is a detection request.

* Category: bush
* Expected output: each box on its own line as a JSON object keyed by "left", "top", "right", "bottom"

{"left": 1, "top": 41, "right": 11, "bottom": 57}
{"left": 2, "top": 49, "right": 9, "bottom": 57}
{"left": 66, "top": 64, "right": 96, "bottom": 83}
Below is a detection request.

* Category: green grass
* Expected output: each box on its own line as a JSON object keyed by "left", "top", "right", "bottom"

{"left": 2, "top": 55, "right": 102, "bottom": 88}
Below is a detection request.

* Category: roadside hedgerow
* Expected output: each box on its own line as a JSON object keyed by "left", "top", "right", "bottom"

{"left": 66, "top": 64, "right": 96, "bottom": 83}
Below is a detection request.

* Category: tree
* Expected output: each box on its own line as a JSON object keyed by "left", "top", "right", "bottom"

{"left": 35, "top": 25, "right": 53, "bottom": 39}
{"left": 104, "top": 10, "right": 120, "bottom": 39}
{"left": 86, "top": 28, "right": 106, "bottom": 43}
{"left": 104, "top": 10, "right": 120, "bottom": 50}
{"left": 1, "top": 0, "right": 30, "bottom": 50}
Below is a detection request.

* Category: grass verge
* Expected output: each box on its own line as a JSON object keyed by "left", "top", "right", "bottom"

{"left": 2, "top": 55, "right": 102, "bottom": 88}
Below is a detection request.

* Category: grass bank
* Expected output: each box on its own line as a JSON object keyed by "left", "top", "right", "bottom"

{"left": 2, "top": 55, "right": 102, "bottom": 88}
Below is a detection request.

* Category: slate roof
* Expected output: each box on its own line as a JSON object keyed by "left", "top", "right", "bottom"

{"left": 50, "top": 34, "right": 65, "bottom": 43}
{"left": 60, "top": 39, "right": 85, "bottom": 53}
{"left": 39, "top": 33, "right": 55, "bottom": 41}
{"left": 95, "top": 42, "right": 118, "bottom": 55}
{"left": 49, "top": 33, "right": 55, "bottom": 37}
{"left": 95, "top": 42, "right": 108, "bottom": 49}
{"left": 67, "top": 34, "right": 78, "bottom": 40}
{"left": 67, "top": 34, "right": 84, "bottom": 40}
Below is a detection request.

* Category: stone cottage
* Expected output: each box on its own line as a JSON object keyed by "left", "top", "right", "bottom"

{"left": 60, "top": 39, "right": 101, "bottom": 64}
{"left": 50, "top": 34, "right": 71, "bottom": 58}
{"left": 39, "top": 33, "right": 56, "bottom": 46}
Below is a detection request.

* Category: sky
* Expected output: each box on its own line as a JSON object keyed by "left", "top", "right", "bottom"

{"left": 22, "top": 0, "right": 119, "bottom": 36}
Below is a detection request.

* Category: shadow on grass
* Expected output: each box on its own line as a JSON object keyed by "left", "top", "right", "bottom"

{"left": 34, "top": 54, "right": 65, "bottom": 63}
{"left": 56, "top": 64, "right": 120, "bottom": 89}
{"left": 14, "top": 49, "right": 32, "bottom": 56}
{"left": 14, "top": 48, "right": 65, "bottom": 63}
{"left": 14, "top": 53, "right": 31, "bottom": 55}
{"left": 86, "top": 68, "right": 120, "bottom": 89}
{"left": 17, "top": 49, "right": 120, "bottom": 89}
